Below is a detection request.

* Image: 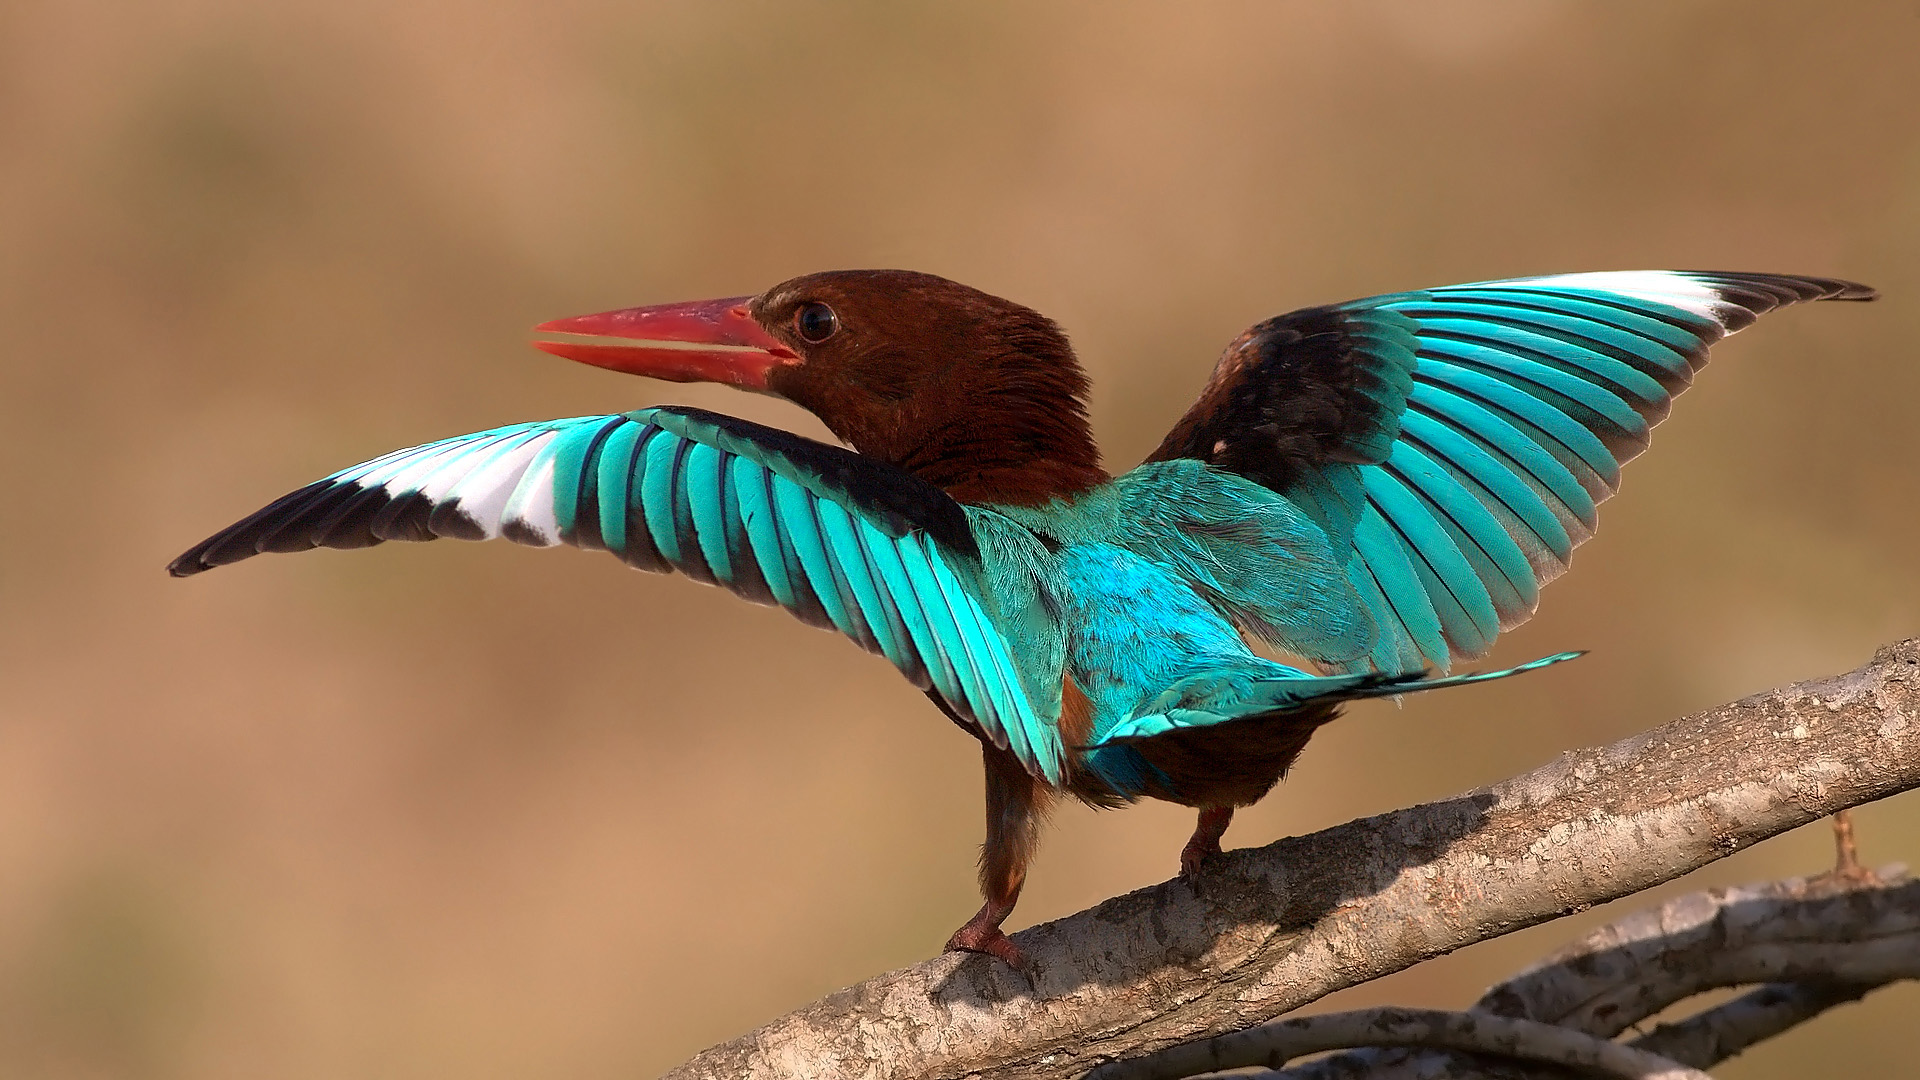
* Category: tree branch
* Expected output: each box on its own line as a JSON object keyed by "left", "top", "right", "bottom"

{"left": 1218, "top": 869, "right": 1920, "bottom": 1078}
{"left": 1628, "top": 981, "right": 1873, "bottom": 1072}
{"left": 1086, "top": 1007, "right": 1709, "bottom": 1080}
{"left": 1475, "top": 871, "right": 1920, "bottom": 1035}
{"left": 666, "top": 640, "right": 1920, "bottom": 1080}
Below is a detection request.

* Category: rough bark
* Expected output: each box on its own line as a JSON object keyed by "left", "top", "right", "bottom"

{"left": 1224, "top": 869, "right": 1920, "bottom": 1078}
{"left": 665, "top": 640, "right": 1920, "bottom": 1080}
{"left": 1478, "top": 873, "right": 1918, "bottom": 1035}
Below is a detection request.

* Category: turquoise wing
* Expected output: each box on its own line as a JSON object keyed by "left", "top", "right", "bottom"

{"left": 1150, "top": 271, "right": 1875, "bottom": 672}
{"left": 171, "top": 406, "right": 1064, "bottom": 783}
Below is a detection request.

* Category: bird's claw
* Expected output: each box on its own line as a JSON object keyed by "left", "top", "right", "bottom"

{"left": 945, "top": 925, "right": 1029, "bottom": 970}
{"left": 1180, "top": 837, "right": 1222, "bottom": 888}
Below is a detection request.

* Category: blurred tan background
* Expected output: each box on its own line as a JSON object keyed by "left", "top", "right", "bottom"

{"left": 3, "top": 1, "right": 1918, "bottom": 1076}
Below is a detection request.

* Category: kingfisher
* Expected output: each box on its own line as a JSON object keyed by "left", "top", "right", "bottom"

{"left": 171, "top": 268, "right": 1873, "bottom": 967}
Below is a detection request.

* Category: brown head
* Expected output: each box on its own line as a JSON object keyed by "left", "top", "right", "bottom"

{"left": 532, "top": 270, "right": 1106, "bottom": 505}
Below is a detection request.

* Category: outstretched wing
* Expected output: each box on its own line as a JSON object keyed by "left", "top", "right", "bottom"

{"left": 171, "top": 406, "right": 1064, "bottom": 782}
{"left": 1150, "top": 271, "right": 1875, "bottom": 673}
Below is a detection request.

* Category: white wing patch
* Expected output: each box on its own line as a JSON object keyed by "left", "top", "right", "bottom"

{"left": 1466, "top": 271, "right": 1746, "bottom": 330}
{"left": 444, "top": 432, "right": 557, "bottom": 539}
{"left": 500, "top": 452, "right": 562, "bottom": 546}
{"left": 382, "top": 440, "right": 478, "bottom": 498}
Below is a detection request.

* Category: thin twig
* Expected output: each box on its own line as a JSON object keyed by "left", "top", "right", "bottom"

{"left": 1827, "top": 810, "right": 1876, "bottom": 884}
{"left": 1272, "top": 984, "right": 1893, "bottom": 1080}
{"left": 1081, "top": 1007, "right": 1708, "bottom": 1080}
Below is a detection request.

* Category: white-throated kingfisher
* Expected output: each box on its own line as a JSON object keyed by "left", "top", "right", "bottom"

{"left": 171, "top": 269, "right": 1874, "bottom": 968}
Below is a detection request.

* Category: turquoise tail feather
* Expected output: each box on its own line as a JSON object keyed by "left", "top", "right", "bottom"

{"left": 1092, "top": 650, "right": 1584, "bottom": 746}
{"left": 1370, "top": 649, "right": 1585, "bottom": 694}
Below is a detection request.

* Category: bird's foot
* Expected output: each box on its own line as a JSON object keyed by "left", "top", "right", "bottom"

{"left": 945, "top": 923, "right": 1029, "bottom": 970}
{"left": 1179, "top": 835, "right": 1222, "bottom": 884}
{"left": 1179, "top": 806, "right": 1236, "bottom": 888}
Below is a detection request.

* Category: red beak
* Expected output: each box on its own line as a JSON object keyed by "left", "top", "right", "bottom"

{"left": 532, "top": 296, "right": 797, "bottom": 391}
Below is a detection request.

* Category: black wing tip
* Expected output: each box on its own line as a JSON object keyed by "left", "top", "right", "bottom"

{"left": 166, "top": 550, "right": 211, "bottom": 577}
{"left": 1823, "top": 280, "right": 1878, "bottom": 302}
{"left": 1684, "top": 271, "right": 1878, "bottom": 306}
{"left": 1795, "top": 275, "right": 1879, "bottom": 303}
{"left": 167, "top": 530, "right": 264, "bottom": 577}
{"left": 499, "top": 517, "right": 550, "bottom": 546}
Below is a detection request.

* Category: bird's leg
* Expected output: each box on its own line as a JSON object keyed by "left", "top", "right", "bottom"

{"left": 945, "top": 742, "right": 1049, "bottom": 969}
{"left": 1180, "top": 805, "right": 1235, "bottom": 882}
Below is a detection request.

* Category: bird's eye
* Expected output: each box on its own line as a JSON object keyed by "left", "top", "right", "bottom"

{"left": 794, "top": 302, "right": 839, "bottom": 343}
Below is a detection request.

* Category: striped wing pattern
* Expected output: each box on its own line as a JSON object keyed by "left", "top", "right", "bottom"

{"left": 1160, "top": 271, "right": 1873, "bottom": 673}
{"left": 1335, "top": 271, "right": 1871, "bottom": 671}
{"left": 170, "top": 406, "right": 1064, "bottom": 782}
